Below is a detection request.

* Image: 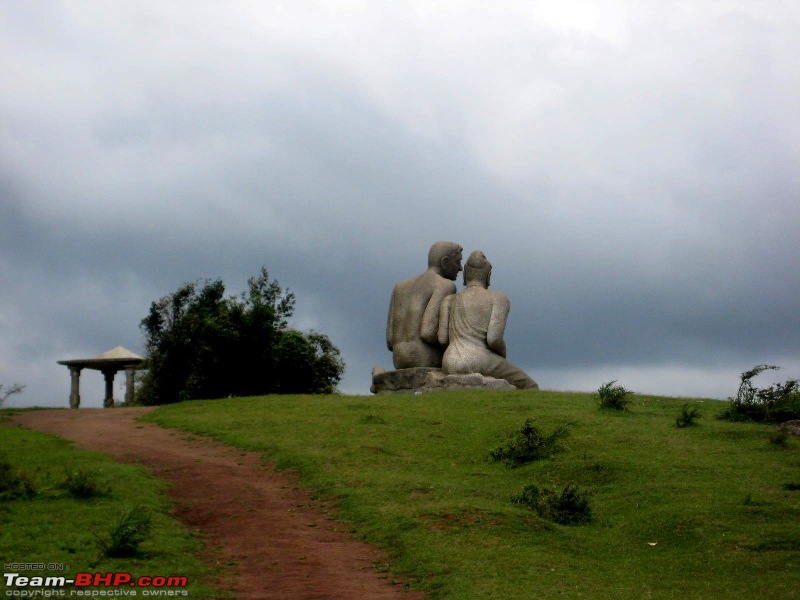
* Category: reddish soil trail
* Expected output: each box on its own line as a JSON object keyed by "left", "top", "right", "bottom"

{"left": 12, "top": 408, "right": 423, "bottom": 600}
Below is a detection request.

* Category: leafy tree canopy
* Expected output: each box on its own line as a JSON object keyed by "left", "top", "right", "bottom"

{"left": 137, "top": 267, "right": 344, "bottom": 404}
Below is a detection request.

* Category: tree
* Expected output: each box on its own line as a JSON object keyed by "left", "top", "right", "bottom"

{"left": 137, "top": 267, "right": 344, "bottom": 404}
{"left": 0, "top": 383, "right": 25, "bottom": 408}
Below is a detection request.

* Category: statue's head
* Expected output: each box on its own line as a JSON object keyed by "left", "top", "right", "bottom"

{"left": 428, "top": 241, "right": 463, "bottom": 281}
{"left": 464, "top": 250, "right": 492, "bottom": 287}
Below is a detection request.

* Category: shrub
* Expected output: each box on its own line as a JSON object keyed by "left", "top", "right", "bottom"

{"left": 96, "top": 505, "right": 152, "bottom": 558}
{"left": 0, "top": 383, "right": 25, "bottom": 408}
{"left": 490, "top": 418, "right": 571, "bottom": 467}
{"left": 720, "top": 365, "right": 800, "bottom": 423}
{"left": 769, "top": 430, "right": 789, "bottom": 447}
{"left": 0, "top": 456, "right": 35, "bottom": 501}
{"left": 676, "top": 403, "right": 702, "bottom": 428}
{"left": 59, "top": 469, "right": 110, "bottom": 499}
{"left": 360, "top": 414, "right": 387, "bottom": 424}
{"left": 597, "top": 381, "right": 632, "bottom": 411}
{"left": 511, "top": 483, "right": 592, "bottom": 525}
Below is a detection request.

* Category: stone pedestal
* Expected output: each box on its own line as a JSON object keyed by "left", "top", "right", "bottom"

{"left": 371, "top": 367, "right": 517, "bottom": 395}
{"left": 371, "top": 367, "right": 443, "bottom": 394}
{"left": 430, "top": 373, "right": 517, "bottom": 392}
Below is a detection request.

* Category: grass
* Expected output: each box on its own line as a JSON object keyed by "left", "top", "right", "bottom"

{"left": 142, "top": 390, "right": 800, "bottom": 599}
{"left": 0, "top": 417, "right": 222, "bottom": 597}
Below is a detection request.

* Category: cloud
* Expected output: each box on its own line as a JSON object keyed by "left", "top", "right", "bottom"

{"left": 1, "top": 1, "right": 798, "bottom": 406}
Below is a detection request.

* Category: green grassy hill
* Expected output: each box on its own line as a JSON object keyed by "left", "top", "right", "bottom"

{"left": 146, "top": 390, "right": 800, "bottom": 599}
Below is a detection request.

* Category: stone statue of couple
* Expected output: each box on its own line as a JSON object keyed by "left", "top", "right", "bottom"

{"left": 386, "top": 241, "right": 538, "bottom": 390}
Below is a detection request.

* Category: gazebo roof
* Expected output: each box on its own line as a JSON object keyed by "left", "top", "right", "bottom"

{"left": 58, "top": 346, "right": 144, "bottom": 371}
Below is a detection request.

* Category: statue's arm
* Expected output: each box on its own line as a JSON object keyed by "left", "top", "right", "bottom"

{"left": 487, "top": 293, "right": 510, "bottom": 358}
{"left": 421, "top": 283, "right": 454, "bottom": 345}
{"left": 438, "top": 295, "right": 453, "bottom": 346}
{"left": 386, "top": 288, "right": 396, "bottom": 351}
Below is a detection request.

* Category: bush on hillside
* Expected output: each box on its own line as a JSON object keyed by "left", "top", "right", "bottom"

{"left": 676, "top": 403, "right": 702, "bottom": 428}
{"left": 59, "top": 469, "right": 110, "bottom": 499}
{"left": 720, "top": 365, "right": 800, "bottom": 423}
{"left": 511, "top": 483, "right": 592, "bottom": 525}
{"left": 0, "top": 383, "right": 25, "bottom": 408}
{"left": 0, "top": 456, "right": 36, "bottom": 501}
{"left": 490, "top": 418, "right": 571, "bottom": 467}
{"left": 96, "top": 505, "right": 152, "bottom": 558}
{"left": 597, "top": 381, "right": 633, "bottom": 411}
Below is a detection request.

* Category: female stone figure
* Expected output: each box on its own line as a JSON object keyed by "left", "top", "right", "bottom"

{"left": 438, "top": 250, "right": 538, "bottom": 389}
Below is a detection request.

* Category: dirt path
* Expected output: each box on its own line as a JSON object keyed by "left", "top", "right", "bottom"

{"left": 12, "top": 408, "right": 423, "bottom": 600}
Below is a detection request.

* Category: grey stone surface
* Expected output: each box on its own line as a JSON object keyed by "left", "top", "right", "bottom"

{"left": 386, "top": 241, "right": 463, "bottom": 369}
{"left": 430, "top": 373, "right": 516, "bottom": 392}
{"left": 438, "top": 250, "right": 538, "bottom": 390}
{"left": 777, "top": 420, "right": 800, "bottom": 436}
{"left": 371, "top": 368, "right": 515, "bottom": 394}
{"left": 371, "top": 366, "right": 443, "bottom": 394}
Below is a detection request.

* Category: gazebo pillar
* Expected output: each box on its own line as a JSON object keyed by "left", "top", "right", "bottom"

{"left": 125, "top": 366, "right": 136, "bottom": 405}
{"left": 69, "top": 366, "right": 82, "bottom": 409}
{"left": 102, "top": 369, "right": 116, "bottom": 408}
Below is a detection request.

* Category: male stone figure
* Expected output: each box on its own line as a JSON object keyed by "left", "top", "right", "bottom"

{"left": 386, "top": 241, "right": 463, "bottom": 369}
{"left": 438, "top": 250, "right": 538, "bottom": 389}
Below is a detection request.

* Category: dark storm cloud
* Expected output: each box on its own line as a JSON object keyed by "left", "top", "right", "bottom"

{"left": 1, "top": 1, "right": 798, "bottom": 406}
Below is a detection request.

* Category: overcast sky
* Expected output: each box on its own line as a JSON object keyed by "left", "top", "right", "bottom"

{"left": 2, "top": 1, "right": 798, "bottom": 408}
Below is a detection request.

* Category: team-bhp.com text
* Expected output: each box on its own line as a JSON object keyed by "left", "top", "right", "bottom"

{"left": 4, "top": 573, "right": 189, "bottom": 597}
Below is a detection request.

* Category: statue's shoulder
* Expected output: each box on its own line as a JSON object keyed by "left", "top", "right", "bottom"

{"left": 490, "top": 289, "right": 511, "bottom": 307}
{"left": 434, "top": 275, "right": 457, "bottom": 294}
{"left": 394, "top": 272, "right": 423, "bottom": 291}
{"left": 417, "top": 270, "right": 453, "bottom": 289}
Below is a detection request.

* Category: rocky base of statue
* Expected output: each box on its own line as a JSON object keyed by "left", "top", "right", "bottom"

{"left": 777, "top": 420, "right": 800, "bottom": 437}
{"left": 371, "top": 367, "right": 518, "bottom": 395}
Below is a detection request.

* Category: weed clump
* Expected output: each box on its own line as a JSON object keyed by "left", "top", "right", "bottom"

{"left": 597, "top": 381, "right": 632, "bottom": 411}
{"left": 359, "top": 414, "right": 387, "bottom": 424}
{"left": 676, "top": 404, "right": 702, "bottom": 428}
{"left": 769, "top": 430, "right": 789, "bottom": 447}
{"left": 490, "top": 418, "right": 571, "bottom": 467}
{"left": 720, "top": 365, "right": 800, "bottom": 423}
{"left": 96, "top": 505, "right": 152, "bottom": 558}
{"left": 511, "top": 483, "right": 592, "bottom": 525}
{"left": 0, "top": 456, "right": 35, "bottom": 500}
{"left": 59, "top": 469, "right": 110, "bottom": 499}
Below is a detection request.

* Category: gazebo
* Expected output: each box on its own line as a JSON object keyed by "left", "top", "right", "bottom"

{"left": 58, "top": 346, "right": 144, "bottom": 408}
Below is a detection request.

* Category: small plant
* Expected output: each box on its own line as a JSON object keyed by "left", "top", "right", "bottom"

{"left": 0, "top": 456, "right": 36, "bottom": 501}
{"left": 676, "top": 403, "right": 702, "bottom": 428}
{"left": 597, "top": 381, "right": 632, "bottom": 411}
{"left": 511, "top": 483, "right": 592, "bottom": 525}
{"left": 359, "top": 414, "right": 387, "bottom": 424}
{"left": 490, "top": 418, "right": 571, "bottom": 467}
{"left": 59, "top": 469, "right": 110, "bottom": 499}
{"left": 96, "top": 505, "right": 152, "bottom": 558}
{"left": 769, "top": 430, "right": 789, "bottom": 447}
